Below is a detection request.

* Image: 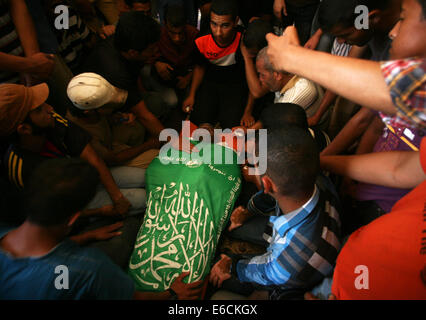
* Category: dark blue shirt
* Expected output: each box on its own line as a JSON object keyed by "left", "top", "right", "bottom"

{"left": 0, "top": 227, "right": 135, "bottom": 299}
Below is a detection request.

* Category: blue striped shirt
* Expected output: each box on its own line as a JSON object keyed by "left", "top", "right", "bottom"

{"left": 236, "top": 176, "right": 341, "bottom": 292}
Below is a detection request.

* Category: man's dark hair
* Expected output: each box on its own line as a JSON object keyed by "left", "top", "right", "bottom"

{"left": 318, "top": 0, "right": 395, "bottom": 32}
{"left": 125, "top": 0, "right": 150, "bottom": 7}
{"left": 211, "top": 0, "right": 238, "bottom": 20}
{"left": 164, "top": 4, "right": 186, "bottom": 27}
{"left": 243, "top": 19, "right": 273, "bottom": 51}
{"left": 264, "top": 126, "right": 319, "bottom": 199}
{"left": 114, "top": 11, "right": 160, "bottom": 52}
{"left": 260, "top": 103, "right": 308, "bottom": 130}
{"left": 25, "top": 158, "right": 99, "bottom": 226}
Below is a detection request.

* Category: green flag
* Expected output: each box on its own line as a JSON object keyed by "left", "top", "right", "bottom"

{"left": 128, "top": 143, "right": 241, "bottom": 292}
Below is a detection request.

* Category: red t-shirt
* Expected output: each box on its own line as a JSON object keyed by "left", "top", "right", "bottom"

{"left": 331, "top": 138, "right": 426, "bottom": 299}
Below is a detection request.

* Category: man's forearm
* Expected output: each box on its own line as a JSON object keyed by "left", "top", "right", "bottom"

{"left": 131, "top": 100, "right": 165, "bottom": 137}
{"left": 310, "top": 89, "right": 337, "bottom": 123}
{"left": 0, "top": 53, "right": 31, "bottom": 73}
{"left": 243, "top": 56, "right": 268, "bottom": 98}
{"left": 80, "top": 143, "right": 123, "bottom": 202}
{"left": 108, "top": 137, "right": 158, "bottom": 165}
{"left": 10, "top": 0, "right": 40, "bottom": 56}
{"left": 321, "top": 107, "right": 375, "bottom": 156}
{"left": 244, "top": 92, "right": 255, "bottom": 115}
{"left": 355, "top": 116, "right": 384, "bottom": 155}
{"left": 188, "top": 64, "right": 205, "bottom": 98}
{"left": 321, "top": 150, "right": 425, "bottom": 189}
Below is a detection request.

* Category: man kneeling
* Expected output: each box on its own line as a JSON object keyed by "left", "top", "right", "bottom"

{"left": 210, "top": 126, "right": 341, "bottom": 299}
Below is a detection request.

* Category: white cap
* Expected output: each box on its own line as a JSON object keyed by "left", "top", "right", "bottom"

{"left": 67, "top": 73, "right": 117, "bottom": 110}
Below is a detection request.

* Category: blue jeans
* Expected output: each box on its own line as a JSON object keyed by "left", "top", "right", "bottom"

{"left": 86, "top": 166, "right": 147, "bottom": 216}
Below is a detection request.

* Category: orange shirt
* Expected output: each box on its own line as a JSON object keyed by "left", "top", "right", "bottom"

{"left": 331, "top": 138, "right": 426, "bottom": 299}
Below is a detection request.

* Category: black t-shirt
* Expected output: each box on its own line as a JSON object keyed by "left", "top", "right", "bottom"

{"left": 79, "top": 37, "right": 143, "bottom": 111}
{"left": 3, "top": 113, "right": 91, "bottom": 189}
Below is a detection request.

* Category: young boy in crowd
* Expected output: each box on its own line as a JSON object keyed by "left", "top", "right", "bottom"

{"left": 182, "top": 0, "right": 255, "bottom": 129}
{"left": 142, "top": 4, "right": 199, "bottom": 111}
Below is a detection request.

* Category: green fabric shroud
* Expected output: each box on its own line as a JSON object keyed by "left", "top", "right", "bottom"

{"left": 128, "top": 142, "right": 241, "bottom": 292}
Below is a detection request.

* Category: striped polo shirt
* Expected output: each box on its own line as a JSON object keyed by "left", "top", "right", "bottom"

{"left": 0, "top": 0, "right": 24, "bottom": 84}
{"left": 237, "top": 175, "right": 341, "bottom": 296}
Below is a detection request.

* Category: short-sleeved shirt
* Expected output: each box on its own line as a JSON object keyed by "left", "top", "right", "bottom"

{"left": 3, "top": 112, "right": 91, "bottom": 189}
{"left": 380, "top": 58, "right": 426, "bottom": 130}
{"left": 194, "top": 29, "right": 246, "bottom": 85}
{"left": 79, "top": 37, "right": 143, "bottom": 111}
{"left": 0, "top": 227, "right": 135, "bottom": 299}
{"left": 331, "top": 138, "right": 426, "bottom": 300}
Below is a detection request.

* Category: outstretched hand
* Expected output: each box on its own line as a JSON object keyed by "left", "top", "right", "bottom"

{"left": 228, "top": 206, "right": 250, "bottom": 231}
{"left": 209, "top": 254, "right": 232, "bottom": 288}
{"left": 87, "top": 222, "right": 124, "bottom": 241}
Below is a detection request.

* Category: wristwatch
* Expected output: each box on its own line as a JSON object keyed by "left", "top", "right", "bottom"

{"left": 168, "top": 287, "right": 178, "bottom": 300}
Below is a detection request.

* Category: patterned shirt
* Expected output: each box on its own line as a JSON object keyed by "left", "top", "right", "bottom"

{"left": 380, "top": 58, "right": 426, "bottom": 130}
{"left": 236, "top": 175, "right": 341, "bottom": 295}
{"left": 331, "top": 39, "right": 351, "bottom": 57}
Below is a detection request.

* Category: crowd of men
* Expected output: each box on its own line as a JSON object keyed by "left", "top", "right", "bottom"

{"left": 0, "top": 0, "right": 425, "bottom": 300}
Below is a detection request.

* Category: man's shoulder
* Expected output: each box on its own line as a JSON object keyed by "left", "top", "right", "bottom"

{"left": 0, "top": 240, "right": 126, "bottom": 299}
{"left": 2, "top": 144, "right": 44, "bottom": 189}
{"left": 293, "top": 76, "right": 317, "bottom": 90}
{"left": 195, "top": 32, "right": 212, "bottom": 46}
